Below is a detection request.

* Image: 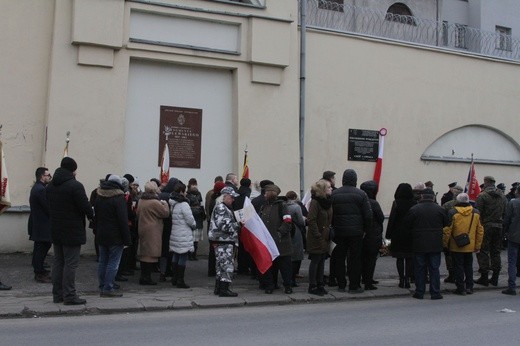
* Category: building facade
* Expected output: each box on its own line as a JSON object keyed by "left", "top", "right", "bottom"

{"left": 1, "top": 0, "right": 519, "bottom": 252}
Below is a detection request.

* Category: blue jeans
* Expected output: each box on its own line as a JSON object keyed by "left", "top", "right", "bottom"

{"left": 98, "top": 245, "right": 124, "bottom": 292}
{"left": 172, "top": 252, "right": 188, "bottom": 266}
{"left": 414, "top": 252, "right": 441, "bottom": 298}
{"left": 507, "top": 241, "right": 520, "bottom": 290}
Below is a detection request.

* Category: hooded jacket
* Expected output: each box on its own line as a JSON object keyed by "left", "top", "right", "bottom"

{"left": 330, "top": 169, "right": 372, "bottom": 237}
{"left": 360, "top": 180, "right": 384, "bottom": 247}
{"left": 442, "top": 203, "right": 484, "bottom": 252}
{"left": 476, "top": 186, "right": 507, "bottom": 227}
{"left": 94, "top": 181, "right": 131, "bottom": 247}
{"left": 169, "top": 192, "right": 196, "bottom": 254}
{"left": 46, "top": 167, "right": 93, "bottom": 246}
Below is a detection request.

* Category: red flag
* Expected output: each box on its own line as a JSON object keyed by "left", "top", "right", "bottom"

{"left": 241, "top": 149, "right": 249, "bottom": 179}
{"left": 373, "top": 128, "right": 387, "bottom": 185}
{"left": 0, "top": 139, "right": 11, "bottom": 214}
{"left": 160, "top": 143, "right": 170, "bottom": 184}
{"left": 465, "top": 158, "right": 480, "bottom": 201}
{"left": 238, "top": 198, "right": 279, "bottom": 274}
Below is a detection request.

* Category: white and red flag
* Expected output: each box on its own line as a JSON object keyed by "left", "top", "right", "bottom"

{"left": 237, "top": 197, "right": 279, "bottom": 274}
{"left": 241, "top": 148, "right": 249, "bottom": 179}
{"left": 373, "top": 128, "right": 387, "bottom": 185}
{"left": 160, "top": 143, "right": 170, "bottom": 184}
{"left": 0, "top": 139, "right": 11, "bottom": 214}
{"left": 465, "top": 156, "right": 481, "bottom": 202}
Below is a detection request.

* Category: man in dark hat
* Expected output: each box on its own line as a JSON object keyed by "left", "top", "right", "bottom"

{"left": 405, "top": 188, "right": 449, "bottom": 300}
{"left": 46, "top": 157, "right": 93, "bottom": 305}
{"left": 252, "top": 179, "right": 274, "bottom": 212}
{"left": 475, "top": 175, "right": 507, "bottom": 287}
{"left": 441, "top": 182, "right": 457, "bottom": 205}
{"left": 506, "top": 182, "right": 520, "bottom": 202}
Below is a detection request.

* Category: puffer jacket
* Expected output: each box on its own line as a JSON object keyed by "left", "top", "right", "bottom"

{"left": 443, "top": 203, "right": 484, "bottom": 252}
{"left": 330, "top": 169, "right": 372, "bottom": 237}
{"left": 306, "top": 196, "right": 332, "bottom": 254}
{"left": 46, "top": 167, "right": 94, "bottom": 246}
{"left": 169, "top": 194, "right": 196, "bottom": 254}
{"left": 476, "top": 186, "right": 507, "bottom": 227}
{"left": 504, "top": 198, "right": 520, "bottom": 244}
{"left": 405, "top": 199, "right": 449, "bottom": 253}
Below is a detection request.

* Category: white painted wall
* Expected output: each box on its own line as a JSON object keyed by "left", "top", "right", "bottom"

{"left": 124, "top": 60, "right": 233, "bottom": 196}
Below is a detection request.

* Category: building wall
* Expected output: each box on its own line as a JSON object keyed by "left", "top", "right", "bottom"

{"left": 1, "top": 0, "right": 519, "bottom": 252}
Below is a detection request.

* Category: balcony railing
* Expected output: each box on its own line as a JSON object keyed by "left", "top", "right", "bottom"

{"left": 301, "top": 0, "right": 520, "bottom": 62}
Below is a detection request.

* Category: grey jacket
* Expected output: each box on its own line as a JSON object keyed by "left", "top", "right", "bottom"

{"left": 504, "top": 198, "right": 520, "bottom": 244}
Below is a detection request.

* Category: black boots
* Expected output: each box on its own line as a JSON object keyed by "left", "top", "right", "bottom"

{"left": 139, "top": 262, "right": 157, "bottom": 286}
{"left": 219, "top": 281, "right": 238, "bottom": 297}
{"left": 474, "top": 273, "right": 489, "bottom": 286}
{"left": 214, "top": 280, "right": 220, "bottom": 295}
{"left": 490, "top": 271, "right": 499, "bottom": 286}
{"left": 171, "top": 263, "right": 178, "bottom": 286}
{"left": 399, "top": 276, "right": 405, "bottom": 288}
{"left": 171, "top": 263, "right": 189, "bottom": 288}
{"left": 444, "top": 271, "right": 455, "bottom": 283}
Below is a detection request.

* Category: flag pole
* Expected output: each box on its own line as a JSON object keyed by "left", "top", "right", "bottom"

{"left": 242, "top": 144, "right": 249, "bottom": 179}
{"left": 63, "top": 131, "right": 70, "bottom": 157}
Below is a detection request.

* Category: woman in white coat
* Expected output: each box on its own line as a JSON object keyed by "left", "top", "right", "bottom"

{"left": 169, "top": 182, "right": 197, "bottom": 288}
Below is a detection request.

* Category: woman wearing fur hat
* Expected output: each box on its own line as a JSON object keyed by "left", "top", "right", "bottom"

{"left": 136, "top": 182, "right": 170, "bottom": 285}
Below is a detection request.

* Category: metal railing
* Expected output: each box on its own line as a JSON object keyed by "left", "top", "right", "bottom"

{"left": 301, "top": 0, "right": 520, "bottom": 62}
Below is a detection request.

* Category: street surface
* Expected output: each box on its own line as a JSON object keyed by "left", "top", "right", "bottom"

{"left": 1, "top": 290, "right": 519, "bottom": 345}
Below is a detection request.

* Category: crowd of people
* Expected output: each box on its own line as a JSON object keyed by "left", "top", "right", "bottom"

{"left": 1, "top": 157, "right": 520, "bottom": 305}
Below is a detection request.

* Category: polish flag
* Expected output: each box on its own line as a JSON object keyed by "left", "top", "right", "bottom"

{"left": 465, "top": 157, "right": 480, "bottom": 202}
{"left": 238, "top": 197, "right": 279, "bottom": 274}
{"left": 241, "top": 149, "right": 249, "bottom": 179}
{"left": 0, "top": 139, "right": 11, "bottom": 214}
{"left": 160, "top": 143, "right": 170, "bottom": 184}
{"left": 373, "top": 128, "right": 387, "bottom": 186}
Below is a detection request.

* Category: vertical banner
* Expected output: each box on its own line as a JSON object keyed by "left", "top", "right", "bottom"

{"left": 159, "top": 106, "right": 202, "bottom": 169}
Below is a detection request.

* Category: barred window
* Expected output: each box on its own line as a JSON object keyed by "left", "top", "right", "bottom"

{"left": 496, "top": 26, "right": 512, "bottom": 51}
{"left": 318, "top": 0, "right": 344, "bottom": 13}
{"left": 441, "top": 21, "right": 448, "bottom": 46}
{"left": 455, "top": 24, "right": 467, "bottom": 49}
{"left": 385, "top": 3, "right": 415, "bottom": 25}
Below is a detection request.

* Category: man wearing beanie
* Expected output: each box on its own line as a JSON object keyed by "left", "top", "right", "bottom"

{"left": 405, "top": 188, "right": 449, "bottom": 300}
{"left": 330, "top": 169, "right": 373, "bottom": 293}
{"left": 46, "top": 157, "right": 94, "bottom": 305}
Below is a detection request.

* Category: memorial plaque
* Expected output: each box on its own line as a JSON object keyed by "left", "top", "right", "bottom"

{"left": 348, "top": 129, "right": 379, "bottom": 162}
{"left": 159, "top": 106, "right": 202, "bottom": 168}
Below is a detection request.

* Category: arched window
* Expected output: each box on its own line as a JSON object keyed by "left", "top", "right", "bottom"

{"left": 385, "top": 3, "right": 416, "bottom": 25}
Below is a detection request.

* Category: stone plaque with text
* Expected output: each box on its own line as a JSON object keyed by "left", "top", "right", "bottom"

{"left": 348, "top": 128, "right": 379, "bottom": 162}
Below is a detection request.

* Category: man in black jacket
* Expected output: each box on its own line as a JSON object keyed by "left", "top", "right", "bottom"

{"left": 47, "top": 157, "right": 93, "bottom": 305}
{"left": 405, "top": 188, "right": 449, "bottom": 300}
{"left": 331, "top": 169, "right": 372, "bottom": 293}
{"left": 28, "top": 167, "right": 52, "bottom": 283}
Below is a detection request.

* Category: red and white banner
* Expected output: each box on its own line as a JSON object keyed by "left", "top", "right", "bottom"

{"left": 160, "top": 143, "right": 170, "bottom": 184}
{"left": 373, "top": 128, "right": 387, "bottom": 185}
{"left": 0, "top": 140, "right": 11, "bottom": 214}
{"left": 241, "top": 149, "right": 249, "bottom": 179}
{"left": 465, "top": 157, "right": 481, "bottom": 201}
{"left": 238, "top": 198, "right": 279, "bottom": 274}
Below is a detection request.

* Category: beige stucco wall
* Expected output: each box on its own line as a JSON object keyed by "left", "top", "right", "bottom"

{"left": 1, "top": 0, "right": 519, "bottom": 252}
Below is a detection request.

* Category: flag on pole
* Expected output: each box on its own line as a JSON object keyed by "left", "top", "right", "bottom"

{"left": 465, "top": 156, "right": 481, "bottom": 202}
{"left": 160, "top": 143, "right": 170, "bottom": 184}
{"left": 63, "top": 131, "right": 70, "bottom": 157}
{"left": 373, "top": 128, "right": 387, "bottom": 186}
{"left": 238, "top": 197, "right": 279, "bottom": 274}
{"left": 0, "top": 139, "right": 11, "bottom": 214}
{"left": 241, "top": 148, "right": 249, "bottom": 179}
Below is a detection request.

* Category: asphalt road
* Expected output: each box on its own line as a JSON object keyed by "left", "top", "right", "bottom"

{"left": 1, "top": 290, "right": 519, "bottom": 345}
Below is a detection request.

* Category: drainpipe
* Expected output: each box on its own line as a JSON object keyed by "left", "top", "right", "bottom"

{"left": 299, "top": 0, "right": 307, "bottom": 198}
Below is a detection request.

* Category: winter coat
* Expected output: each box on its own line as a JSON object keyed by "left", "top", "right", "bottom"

{"left": 260, "top": 199, "right": 293, "bottom": 256}
{"left": 360, "top": 180, "right": 384, "bottom": 250}
{"left": 169, "top": 195, "right": 196, "bottom": 254}
{"left": 386, "top": 184, "right": 416, "bottom": 258}
{"left": 94, "top": 181, "right": 131, "bottom": 247}
{"left": 136, "top": 192, "right": 170, "bottom": 262}
{"left": 208, "top": 202, "right": 240, "bottom": 245}
{"left": 476, "top": 186, "right": 508, "bottom": 227}
{"left": 28, "top": 181, "right": 51, "bottom": 242}
{"left": 306, "top": 196, "right": 332, "bottom": 255}
{"left": 46, "top": 167, "right": 93, "bottom": 246}
{"left": 187, "top": 188, "right": 205, "bottom": 229}
{"left": 330, "top": 169, "right": 372, "bottom": 238}
{"left": 504, "top": 198, "right": 520, "bottom": 244}
{"left": 286, "top": 200, "right": 306, "bottom": 261}
{"left": 404, "top": 200, "right": 449, "bottom": 253}
{"left": 159, "top": 178, "right": 178, "bottom": 256}
{"left": 443, "top": 204, "right": 484, "bottom": 252}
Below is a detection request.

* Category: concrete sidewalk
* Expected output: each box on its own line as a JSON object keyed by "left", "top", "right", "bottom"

{"left": 0, "top": 252, "right": 508, "bottom": 318}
